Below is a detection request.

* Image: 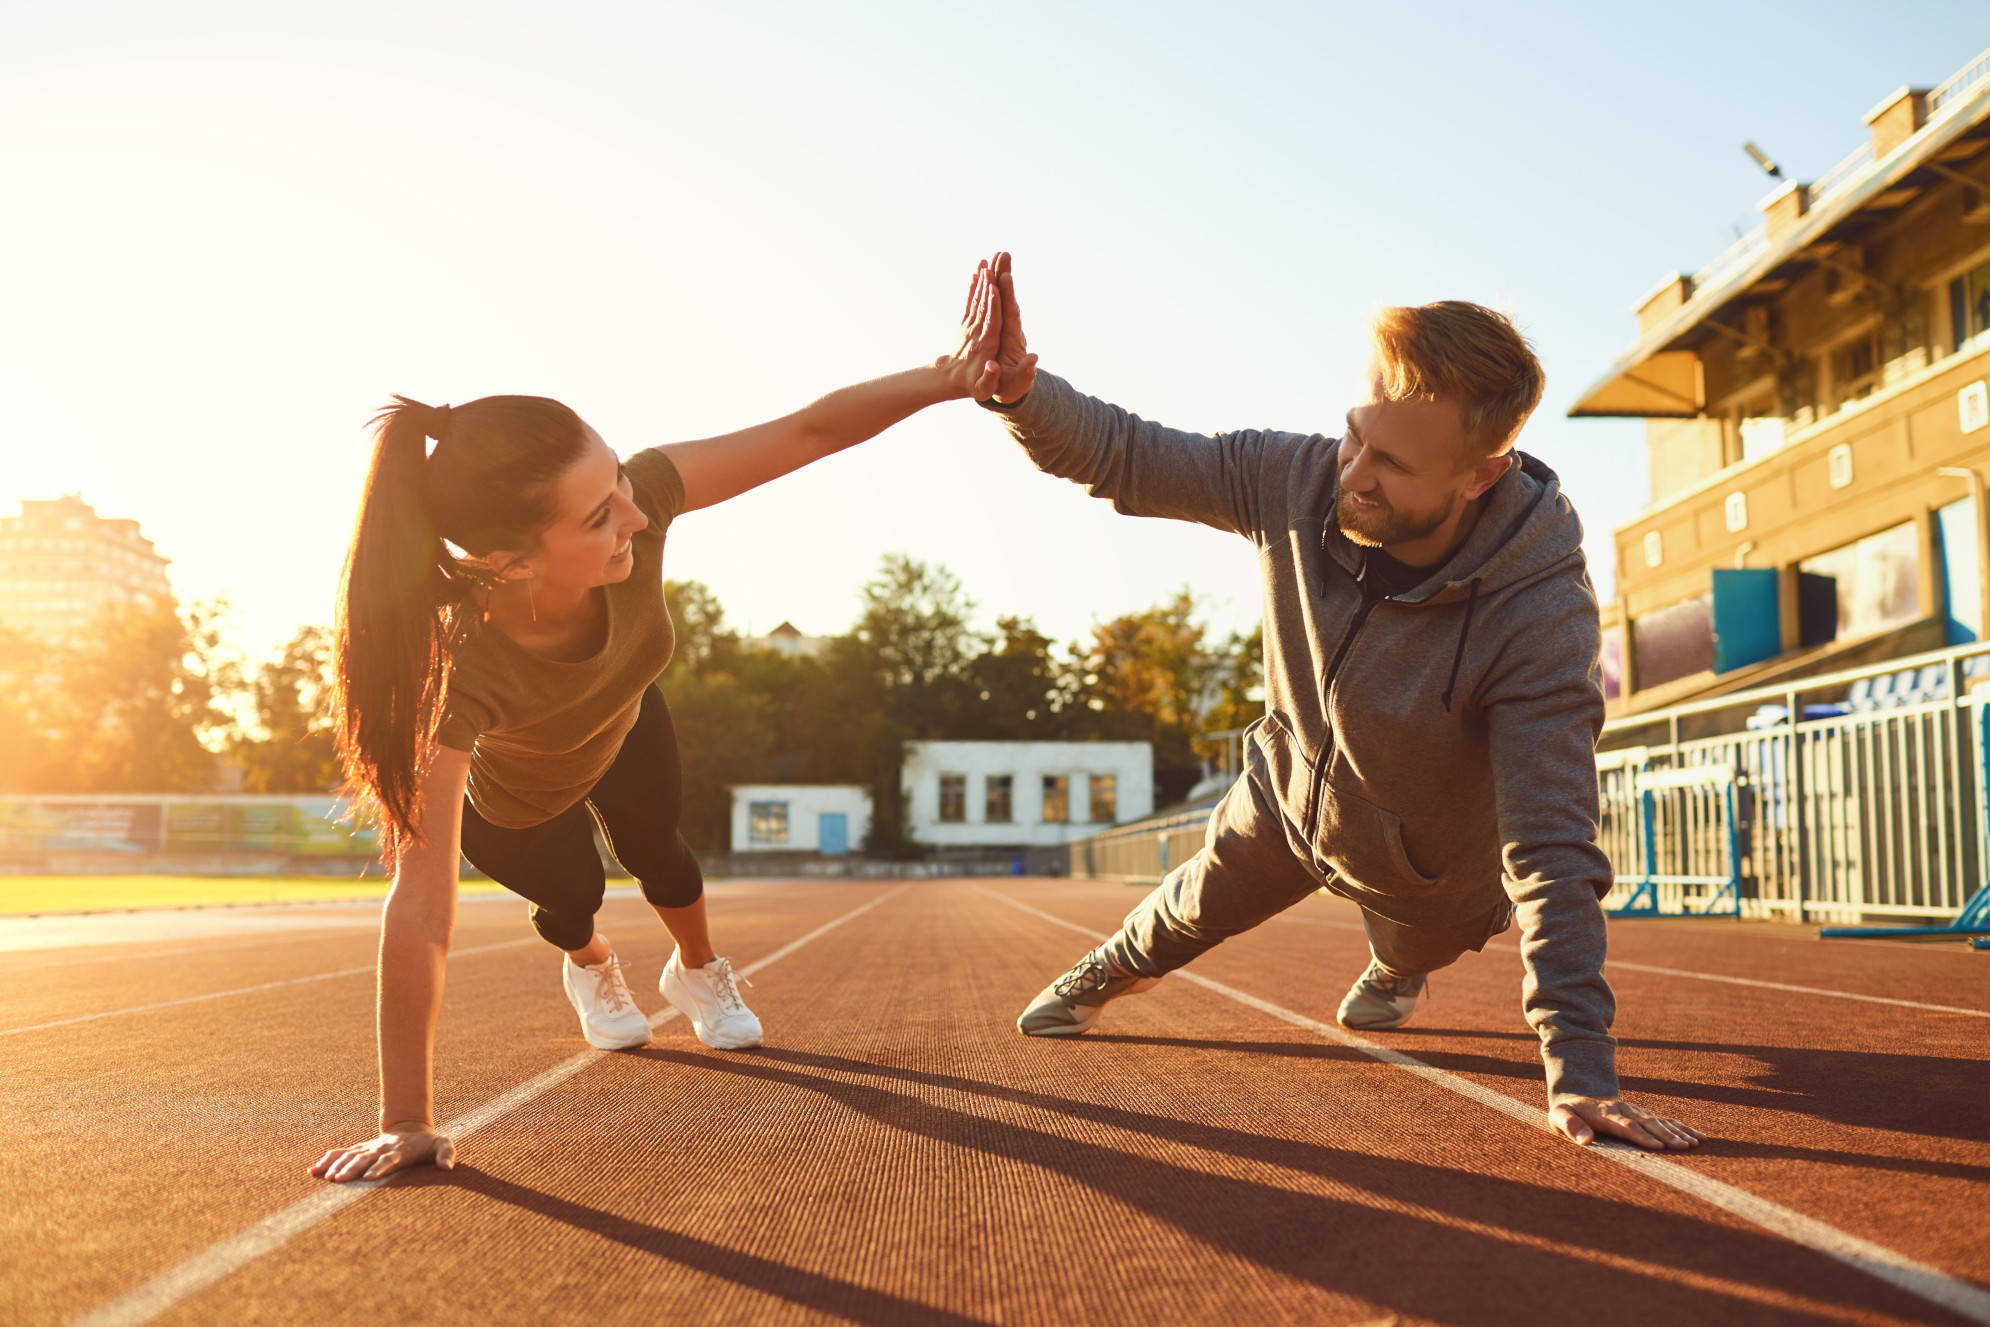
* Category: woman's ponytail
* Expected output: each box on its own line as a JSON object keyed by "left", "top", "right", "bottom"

{"left": 332, "top": 398, "right": 476, "bottom": 867}
{"left": 331, "top": 392, "right": 589, "bottom": 868}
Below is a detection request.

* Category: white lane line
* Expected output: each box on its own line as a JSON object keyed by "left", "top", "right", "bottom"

{"left": 2, "top": 941, "right": 267, "bottom": 972}
{"left": 1592, "top": 957, "right": 1990, "bottom": 1019}
{"left": 1278, "top": 915, "right": 1990, "bottom": 1019}
{"left": 0, "top": 939, "right": 542, "bottom": 1039}
{"left": 0, "top": 890, "right": 639, "bottom": 967}
{"left": 68, "top": 883, "right": 907, "bottom": 1327}
{"left": 982, "top": 888, "right": 1990, "bottom": 1327}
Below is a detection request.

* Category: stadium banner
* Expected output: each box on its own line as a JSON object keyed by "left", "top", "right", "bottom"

{"left": 0, "top": 797, "right": 378, "bottom": 859}
{"left": 0, "top": 801, "right": 164, "bottom": 854}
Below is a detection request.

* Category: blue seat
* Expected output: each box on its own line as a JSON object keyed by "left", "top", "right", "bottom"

{"left": 1747, "top": 704, "right": 1790, "bottom": 730}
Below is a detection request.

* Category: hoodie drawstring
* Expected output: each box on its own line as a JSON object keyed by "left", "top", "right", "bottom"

{"left": 1439, "top": 579, "right": 1483, "bottom": 713}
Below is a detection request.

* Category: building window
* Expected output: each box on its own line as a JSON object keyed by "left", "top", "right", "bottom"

{"left": 1630, "top": 594, "right": 1714, "bottom": 690}
{"left": 749, "top": 801, "right": 790, "bottom": 845}
{"left": 1828, "top": 443, "right": 1855, "bottom": 489}
{"left": 938, "top": 774, "right": 966, "bottom": 823}
{"left": 1600, "top": 626, "right": 1627, "bottom": 703}
{"left": 1089, "top": 775, "right": 1118, "bottom": 824}
{"left": 1042, "top": 775, "right": 1069, "bottom": 824}
{"left": 1827, "top": 330, "right": 1880, "bottom": 411}
{"left": 1737, "top": 414, "right": 1785, "bottom": 464}
{"left": 1798, "top": 522, "right": 1921, "bottom": 647}
{"left": 986, "top": 775, "right": 1013, "bottom": 824}
{"left": 1950, "top": 259, "right": 1990, "bottom": 351}
{"left": 1724, "top": 492, "right": 1749, "bottom": 533}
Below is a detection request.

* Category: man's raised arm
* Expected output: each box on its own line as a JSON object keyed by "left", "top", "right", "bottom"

{"left": 979, "top": 251, "right": 1312, "bottom": 544}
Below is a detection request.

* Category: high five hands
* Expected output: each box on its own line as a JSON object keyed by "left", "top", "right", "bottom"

{"left": 987, "top": 251, "right": 1039, "bottom": 405}
{"left": 943, "top": 251, "right": 1039, "bottom": 406}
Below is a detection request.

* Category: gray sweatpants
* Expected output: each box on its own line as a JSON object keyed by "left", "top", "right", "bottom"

{"left": 1102, "top": 772, "right": 1513, "bottom": 981}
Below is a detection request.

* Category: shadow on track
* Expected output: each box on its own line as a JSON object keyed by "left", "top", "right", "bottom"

{"left": 398, "top": 1167, "right": 991, "bottom": 1327}
{"left": 1364, "top": 1027, "right": 1990, "bottom": 1145}
{"left": 628, "top": 1046, "right": 1946, "bottom": 1327}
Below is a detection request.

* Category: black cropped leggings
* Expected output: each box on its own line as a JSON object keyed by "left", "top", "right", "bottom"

{"left": 458, "top": 685, "right": 704, "bottom": 952}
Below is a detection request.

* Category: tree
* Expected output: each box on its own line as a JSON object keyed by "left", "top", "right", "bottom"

{"left": 1073, "top": 589, "right": 1233, "bottom": 805}
{"left": 665, "top": 579, "right": 736, "bottom": 674}
{"left": 0, "top": 627, "right": 48, "bottom": 794}
{"left": 229, "top": 624, "right": 340, "bottom": 793}
{"left": 19, "top": 599, "right": 240, "bottom": 793}
{"left": 855, "top": 553, "right": 985, "bottom": 702}
{"left": 960, "top": 615, "right": 1081, "bottom": 740}
{"left": 661, "top": 667, "right": 778, "bottom": 854}
{"left": 1194, "top": 623, "right": 1265, "bottom": 788}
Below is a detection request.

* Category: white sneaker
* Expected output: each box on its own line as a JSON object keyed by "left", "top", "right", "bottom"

{"left": 660, "top": 951, "right": 762, "bottom": 1050}
{"left": 1336, "top": 960, "right": 1429, "bottom": 1031}
{"left": 561, "top": 952, "right": 652, "bottom": 1050}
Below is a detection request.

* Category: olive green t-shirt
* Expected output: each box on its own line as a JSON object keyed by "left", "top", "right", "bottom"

{"left": 435, "top": 446, "right": 684, "bottom": 828}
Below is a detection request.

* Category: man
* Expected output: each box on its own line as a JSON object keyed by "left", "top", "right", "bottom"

{"left": 980, "top": 252, "right": 1701, "bottom": 1152}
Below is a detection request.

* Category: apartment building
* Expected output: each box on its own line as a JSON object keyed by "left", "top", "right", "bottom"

{"left": 0, "top": 495, "right": 173, "bottom": 644}
{"left": 1572, "top": 50, "right": 1990, "bottom": 716}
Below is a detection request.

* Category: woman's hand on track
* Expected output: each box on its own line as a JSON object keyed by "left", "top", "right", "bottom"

{"left": 310, "top": 1125, "right": 455, "bottom": 1183}
{"left": 1550, "top": 1097, "right": 1706, "bottom": 1151}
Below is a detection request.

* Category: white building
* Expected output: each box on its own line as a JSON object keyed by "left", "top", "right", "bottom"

{"left": 729, "top": 784, "right": 872, "bottom": 855}
{"left": 739, "top": 620, "right": 832, "bottom": 660}
{"left": 901, "top": 741, "right": 1153, "bottom": 849}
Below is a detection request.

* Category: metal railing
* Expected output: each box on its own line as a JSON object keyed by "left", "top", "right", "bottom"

{"left": 1690, "top": 224, "right": 1768, "bottom": 302}
{"left": 1596, "top": 642, "right": 1990, "bottom": 923}
{"left": 1061, "top": 806, "right": 1212, "bottom": 884}
{"left": 1678, "top": 43, "right": 1990, "bottom": 317}
{"left": 1928, "top": 45, "right": 1990, "bottom": 120}
{"left": 1808, "top": 142, "right": 1875, "bottom": 209}
{"left": 1053, "top": 639, "right": 1990, "bottom": 925}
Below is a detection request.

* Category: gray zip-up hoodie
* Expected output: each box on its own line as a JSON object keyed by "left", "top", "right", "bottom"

{"left": 994, "top": 372, "right": 1618, "bottom": 1105}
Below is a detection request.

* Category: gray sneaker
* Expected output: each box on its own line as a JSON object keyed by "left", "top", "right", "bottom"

{"left": 1336, "top": 960, "right": 1428, "bottom": 1030}
{"left": 1017, "top": 949, "right": 1160, "bottom": 1037}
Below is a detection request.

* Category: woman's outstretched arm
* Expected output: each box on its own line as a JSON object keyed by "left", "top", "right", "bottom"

{"left": 660, "top": 257, "right": 1002, "bottom": 513}
{"left": 310, "top": 746, "right": 471, "bottom": 1183}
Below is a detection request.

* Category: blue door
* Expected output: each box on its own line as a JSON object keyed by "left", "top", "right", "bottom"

{"left": 819, "top": 813, "right": 849, "bottom": 856}
{"left": 1936, "top": 496, "right": 1983, "bottom": 645}
{"left": 1711, "top": 568, "right": 1780, "bottom": 674}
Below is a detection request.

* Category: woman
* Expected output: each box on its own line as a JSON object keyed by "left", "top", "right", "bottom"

{"left": 311, "top": 260, "right": 1003, "bottom": 1183}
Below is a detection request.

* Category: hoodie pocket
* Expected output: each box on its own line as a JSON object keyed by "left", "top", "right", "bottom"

{"left": 1249, "top": 710, "right": 1313, "bottom": 821}
{"left": 1253, "top": 711, "right": 1434, "bottom": 891}
{"left": 1310, "top": 777, "right": 1441, "bottom": 893}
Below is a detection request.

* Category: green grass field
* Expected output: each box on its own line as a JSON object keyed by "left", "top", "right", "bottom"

{"left": 0, "top": 875, "right": 535, "bottom": 915}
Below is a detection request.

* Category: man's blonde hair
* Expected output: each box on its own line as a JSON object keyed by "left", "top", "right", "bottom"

{"left": 1368, "top": 301, "right": 1545, "bottom": 459}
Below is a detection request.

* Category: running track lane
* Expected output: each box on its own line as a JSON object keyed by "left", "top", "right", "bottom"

{"left": 0, "top": 879, "right": 1983, "bottom": 1326}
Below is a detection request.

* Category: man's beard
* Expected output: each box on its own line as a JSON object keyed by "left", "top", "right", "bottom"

{"left": 1335, "top": 489, "right": 1458, "bottom": 549}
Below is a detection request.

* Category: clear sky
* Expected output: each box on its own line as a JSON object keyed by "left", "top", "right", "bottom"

{"left": 5, "top": 2, "right": 1987, "bottom": 659}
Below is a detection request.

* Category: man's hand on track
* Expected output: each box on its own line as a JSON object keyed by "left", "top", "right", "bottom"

{"left": 1551, "top": 1097, "right": 1705, "bottom": 1151}
{"left": 311, "top": 1126, "right": 455, "bottom": 1183}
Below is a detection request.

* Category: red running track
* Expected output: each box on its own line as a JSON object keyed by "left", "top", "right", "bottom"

{"left": 1, "top": 877, "right": 1985, "bottom": 1326}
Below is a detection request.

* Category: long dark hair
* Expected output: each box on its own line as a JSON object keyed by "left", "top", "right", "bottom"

{"left": 332, "top": 394, "right": 589, "bottom": 866}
